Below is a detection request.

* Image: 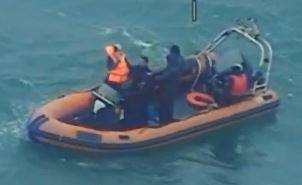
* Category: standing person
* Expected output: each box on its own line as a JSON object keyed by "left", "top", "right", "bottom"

{"left": 154, "top": 45, "right": 185, "bottom": 124}
{"left": 131, "top": 56, "right": 152, "bottom": 90}
{"left": 124, "top": 56, "right": 153, "bottom": 124}
{"left": 104, "top": 44, "right": 131, "bottom": 92}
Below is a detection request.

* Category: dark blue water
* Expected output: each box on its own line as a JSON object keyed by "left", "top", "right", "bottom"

{"left": 0, "top": 0, "right": 301, "bottom": 184}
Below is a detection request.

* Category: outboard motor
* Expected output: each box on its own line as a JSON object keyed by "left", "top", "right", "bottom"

{"left": 91, "top": 84, "right": 123, "bottom": 124}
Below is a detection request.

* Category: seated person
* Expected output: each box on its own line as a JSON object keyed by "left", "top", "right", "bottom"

{"left": 211, "top": 61, "right": 252, "bottom": 105}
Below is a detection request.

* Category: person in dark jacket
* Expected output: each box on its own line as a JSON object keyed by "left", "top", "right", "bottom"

{"left": 123, "top": 56, "right": 153, "bottom": 125}
{"left": 131, "top": 56, "right": 152, "bottom": 90}
{"left": 154, "top": 45, "right": 185, "bottom": 124}
{"left": 133, "top": 56, "right": 153, "bottom": 122}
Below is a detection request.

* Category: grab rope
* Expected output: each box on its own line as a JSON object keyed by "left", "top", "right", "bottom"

{"left": 190, "top": 53, "right": 212, "bottom": 91}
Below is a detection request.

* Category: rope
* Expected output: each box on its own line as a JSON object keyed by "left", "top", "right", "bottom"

{"left": 190, "top": 53, "right": 208, "bottom": 91}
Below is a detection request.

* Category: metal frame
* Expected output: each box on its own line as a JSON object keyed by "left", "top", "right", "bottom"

{"left": 197, "top": 22, "right": 273, "bottom": 93}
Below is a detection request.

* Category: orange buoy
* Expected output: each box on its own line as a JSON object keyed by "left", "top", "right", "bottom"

{"left": 186, "top": 92, "right": 215, "bottom": 110}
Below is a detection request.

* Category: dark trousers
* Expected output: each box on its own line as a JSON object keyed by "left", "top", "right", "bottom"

{"left": 158, "top": 92, "right": 174, "bottom": 124}
{"left": 123, "top": 94, "right": 149, "bottom": 125}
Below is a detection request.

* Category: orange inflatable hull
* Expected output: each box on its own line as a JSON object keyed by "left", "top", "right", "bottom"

{"left": 26, "top": 90, "right": 279, "bottom": 152}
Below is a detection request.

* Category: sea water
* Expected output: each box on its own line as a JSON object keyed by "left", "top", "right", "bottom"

{"left": 0, "top": 0, "right": 301, "bottom": 184}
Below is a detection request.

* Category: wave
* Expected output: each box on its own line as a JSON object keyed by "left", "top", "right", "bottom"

{"left": 121, "top": 29, "right": 153, "bottom": 48}
{"left": 19, "top": 78, "right": 34, "bottom": 87}
{"left": 95, "top": 27, "right": 116, "bottom": 36}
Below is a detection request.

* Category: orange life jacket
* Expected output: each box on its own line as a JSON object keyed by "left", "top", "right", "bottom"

{"left": 107, "top": 52, "right": 130, "bottom": 84}
{"left": 229, "top": 74, "right": 248, "bottom": 96}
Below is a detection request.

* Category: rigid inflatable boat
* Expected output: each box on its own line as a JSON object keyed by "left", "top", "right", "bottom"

{"left": 26, "top": 21, "right": 279, "bottom": 152}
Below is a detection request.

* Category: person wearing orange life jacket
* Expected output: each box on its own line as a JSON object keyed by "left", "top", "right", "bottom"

{"left": 224, "top": 63, "right": 250, "bottom": 103}
{"left": 104, "top": 44, "right": 131, "bottom": 91}
{"left": 229, "top": 71, "right": 248, "bottom": 96}
{"left": 212, "top": 62, "right": 251, "bottom": 105}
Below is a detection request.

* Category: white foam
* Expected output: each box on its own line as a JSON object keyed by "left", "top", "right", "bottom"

{"left": 96, "top": 27, "right": 115, "bottom": 36}
{"left": 133, "top": 39, "right": 152, "bottom": 48}
{"left": 76, "top": 162, "right": 90, "bottom": 167}
{"left": 0, "top": 120, "right": 21, "bottom": 138}
{"left": 59, "top": 158, "right": 67, "bottom": 162}
{"left": 122, "top": 29, "right": 152, "bottom": 48}
{"left": 19, "top": 78, "right": 34, "bottom": 87}
{"left": 287, "top": 93, "right": 294, "bottom": 98}
{"left": 57, "top": 12, "right": 67, "bottom": 17}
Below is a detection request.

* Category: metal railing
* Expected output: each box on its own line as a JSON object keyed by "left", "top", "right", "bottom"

{"left": 195, "top": 20, "right": 273, "bottom": 94}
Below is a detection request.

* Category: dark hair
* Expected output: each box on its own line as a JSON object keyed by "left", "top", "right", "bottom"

{"left": 113, "top": 45, "right": 119, "bottom": 52}
{"left": 231, "top": 64, "right": 243, "bottom": 74}
{"left": 140, "top": 55, "right": 149, "bottom": 63}
{"left": 170, "top": 45, "right": 181, "bottom": 54}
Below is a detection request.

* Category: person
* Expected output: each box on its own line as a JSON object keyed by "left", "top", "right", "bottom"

{"left": 228, "top": 64, "right": 249, "bottom": 96}
{"left": 131, "top": 56, "right": 152, "bottom": 90}
{"left": 212, "top": 62, "right": 251, "bottom": 105}
{"left": 104, "top": 44, "right": 131, "bottom": 91}
{"left": 123, "top": 56, "right": 153, "bottom": 124}
{"left": 154, "top": 45, "right": 185, "bottom": 124}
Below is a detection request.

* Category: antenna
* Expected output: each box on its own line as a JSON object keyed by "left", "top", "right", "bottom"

{"left": 192, "top": 0, "right": 197, "bottom": 22}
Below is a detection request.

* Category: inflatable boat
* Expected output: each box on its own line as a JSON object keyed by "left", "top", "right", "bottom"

{"left": 26, "top": 21, "right": 279, "bottom": 152}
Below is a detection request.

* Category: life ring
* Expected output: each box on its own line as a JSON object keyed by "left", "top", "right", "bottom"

{"left": 186, "top": 92, "right": 215, "bottom": 110}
